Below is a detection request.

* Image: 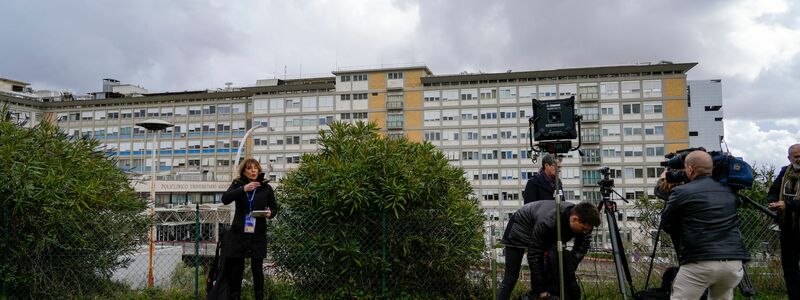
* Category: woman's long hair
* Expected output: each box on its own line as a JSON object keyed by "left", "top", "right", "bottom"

{"left": 237, "top": 158, "right": 262, "bottom": 182}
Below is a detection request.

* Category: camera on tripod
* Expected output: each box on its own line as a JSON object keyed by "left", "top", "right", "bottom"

{"left": 598, "top": 167, "right": 615, "bottom": 197}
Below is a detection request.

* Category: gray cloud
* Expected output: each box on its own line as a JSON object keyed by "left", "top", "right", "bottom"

{"left": 0, "top": 0, "right": 797, "bottom": 122}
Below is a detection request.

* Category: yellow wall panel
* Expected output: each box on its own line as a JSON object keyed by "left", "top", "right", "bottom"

{"left": 665, "top": 121, "right": 688, "bottom": 141}
{"left": 663, "top": 78, "right": 686, "bottom": 98}
{"left": 369, "top": 72, "right": 386, "bottom": 90}
{"left": 406, "top": 130, "right": 422, "bottom": 143}
{"left": 404, "top": 91, "right": 422, "bottom": 109}
{"left": 404, "top": 70, "right": 426, "bottom": 89}
{"left": 664, "top": 99, "right": 687, "bottom": 119}
{"left": 666, "top": 143, "right": 690, "bottom": 154}
{"left": 368, "top": 93, "right": 385, "bottom": 110}
{"left": 370, "top": 112, "right": 386, "bottom": 129}
{"left": 405, "top": 110, "right": 422, "bottom": 129}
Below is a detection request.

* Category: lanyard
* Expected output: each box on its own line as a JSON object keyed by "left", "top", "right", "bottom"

{"left": 247, "top": 188, "right": 257, "bottom": 213}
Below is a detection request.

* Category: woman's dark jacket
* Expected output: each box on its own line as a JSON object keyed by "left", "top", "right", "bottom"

{"left": 221, "top": 177, "right": 278, "bottom": 258}
{"left": 523, "top": 172, "right": 561, "bottom": 204}
{"left": 501, "top": 201, "right": 592, "bottom": 295}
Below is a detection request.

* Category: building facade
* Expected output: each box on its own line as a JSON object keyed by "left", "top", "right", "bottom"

{"left": 687, "top": 79, "right": 724, "bottom": 152}
{"left": 1, "top": 62, "right": 697, "bottom": 246}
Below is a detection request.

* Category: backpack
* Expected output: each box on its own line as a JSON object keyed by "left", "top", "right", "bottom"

{"left": 709, "top": 151, "right": 755, "bottom": 191}
{"left": 634, "top": 267, "right": 679, "bottom": 300}
{"left": 206, "top": 230, "right": 230, "bottom": 300}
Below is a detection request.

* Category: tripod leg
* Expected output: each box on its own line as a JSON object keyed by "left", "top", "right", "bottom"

{"left": 737, "top": 265, "right": 756, "bottom": 298}
{"left": 603, "top": 205, "right": 631, "bottom": 300}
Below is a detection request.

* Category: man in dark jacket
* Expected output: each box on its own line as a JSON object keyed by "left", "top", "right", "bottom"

{"left": 767, "top": 143, "right": 800, "bottom": 300}
{"left": 523, "top": 154, "right": 562, "bottom": 204}
{"left": 661, "top": 151, "right": 750, "bottom": 299}
{"left": 497, "top": 201, "right": 601, "bottom": 300}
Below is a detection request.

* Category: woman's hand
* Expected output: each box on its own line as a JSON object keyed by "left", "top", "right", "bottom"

{"left": 243, "top": 182, "right": 260, "bottom": 192}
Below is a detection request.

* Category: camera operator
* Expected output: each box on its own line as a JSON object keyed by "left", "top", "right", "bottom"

{"left": 523, "top": 154, "right": 562, "bottom": 204}
{"left": 767, "top": 143, "right": 800, "bottom": 300}
{"left": 661, "top": 151, "right": 750, "bottom": 299}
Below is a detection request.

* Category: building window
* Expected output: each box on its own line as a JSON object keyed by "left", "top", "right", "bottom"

{"left": 341, "top": 75, "right": 351, "bottom": 82}
{"left": 388, "top": 72, "right": 403, "bottom": 79}
{"left": 622, "top": 103, "right": 641, "bottom": 114}
{"left": 424, "top": 131, "right": 441, "bottom": 141}
{"left": 689, "top": 131, "right": 699, "bottom": 136}
{"left": 644, "top": 103, "right": 663, "bottom": 114}
{"left": 340, "top": 94, "right": 351, "bottom": 101}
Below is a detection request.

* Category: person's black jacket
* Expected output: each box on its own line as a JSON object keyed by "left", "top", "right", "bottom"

{"left": 767, "top": 166, "right": 800, "bottom": 231}
{"left": 661, "top": 176, "right": 750, "bottom": 265}
{"left": 523, "top": 172, "right": 561, "bottom": 204}
{"left": 221, "top": 177, "right": 278, "bottom": 258}
{"left": 501, "top": 201, "right": 592, "bottom": 295}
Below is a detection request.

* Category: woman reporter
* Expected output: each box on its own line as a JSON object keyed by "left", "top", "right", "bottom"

{"left": 219, "top": 158, "right": 278, "bottom": 300}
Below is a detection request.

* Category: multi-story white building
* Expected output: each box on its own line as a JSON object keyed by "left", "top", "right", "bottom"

{"left": 687, "top": 79, "right": 724, "bottom": 152}
{"left": 1, "top": 62, "right": 697, "bottom": 247}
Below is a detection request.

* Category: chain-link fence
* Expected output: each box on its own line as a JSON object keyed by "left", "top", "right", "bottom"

{"left": 0, "top": 202, "right": 788, "bottom": 299}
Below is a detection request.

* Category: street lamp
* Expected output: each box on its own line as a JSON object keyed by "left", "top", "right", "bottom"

{"left": 135, "top": 119, "right": 173, "bottom": 288}
{"left": 233, "top": 124, "right": 272, "bottom": 177}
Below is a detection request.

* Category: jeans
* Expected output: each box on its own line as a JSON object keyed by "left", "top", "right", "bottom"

{"left": 224, "top": 257, "right": 265, "bottom": 300}
{"left": 497, "top": 246, "right": 527, "bottom": 300}
{"left": 496, "top": 247, "right": 580, "bottom": 300}
{"left": 781, "top": 231, "right": 800, "bottom": 300}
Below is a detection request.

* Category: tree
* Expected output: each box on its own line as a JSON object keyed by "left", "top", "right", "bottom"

{"left": 269, "top": 121, "right": 486, "bottom": 298}
{"left": 0, "top": 108, "right": 148, "bottom": 297}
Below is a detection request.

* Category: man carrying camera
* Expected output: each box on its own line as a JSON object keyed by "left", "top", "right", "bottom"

{"left": 661, "top": 151, "right": 750, "bottom": 299}
{"left": 767, "top": 143, "right": 800, "bottom": 300}
{"left": 523, "top": 154, "right": 562, "bottom": 204}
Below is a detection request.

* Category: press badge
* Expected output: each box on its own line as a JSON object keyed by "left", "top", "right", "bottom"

{"left": 244, "top": 215, "right": 256, "bottom": 233}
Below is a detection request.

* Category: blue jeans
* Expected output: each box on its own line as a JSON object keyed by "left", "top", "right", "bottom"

{"left": 497, "top": 246, "right": 529, "bottom": 300}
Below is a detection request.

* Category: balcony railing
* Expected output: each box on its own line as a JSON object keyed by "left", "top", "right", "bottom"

{"left": 581, "top": 156, "right": 601, "bottom": 164}
{"left": 582, "top": 177, "right": 601, "bottom": 186}
{"left": 582, "top": 134, "right": 601, "bottom": 143}
{"left": 386, "top": 101, "right": 404, "bottom": 110}
{"left": 582, "top": 113, "right": 600, "bottom": 122}
{"left": 386, "top": 120, "right": 404, "bottom": 129}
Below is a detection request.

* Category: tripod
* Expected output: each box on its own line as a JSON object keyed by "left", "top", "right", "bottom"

{"left": 597, "top": 173, "right": 636, "bottom": 300}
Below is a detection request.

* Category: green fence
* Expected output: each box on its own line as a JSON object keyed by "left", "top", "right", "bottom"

{"left": 0, "top": 204, "right": 788, "bottom": 299}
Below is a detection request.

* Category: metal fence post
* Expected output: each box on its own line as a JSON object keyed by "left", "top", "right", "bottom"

{"left": 381, "top": 210, "right": 387, "bottom": 299}
{"left": 491, "top": 224, "right": 496, "bottom": 298}
{"left": 195, "top": 201, "right": 200, "bottom": 300}
{"left": 2, "top": 205, "right": 7, "bottom": 297}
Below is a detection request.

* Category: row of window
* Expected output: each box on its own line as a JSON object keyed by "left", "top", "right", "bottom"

{"left": 64, "top": 120, "right": 248, "bottom": 137}
{"left": 56, "top": 104, "right": 247, "bottom": 122}
{"left": 423, "top": 107, "right": 532, "bottom": 122}
{"left": 599, "top": 102, "right": 663, "bottom": 115}
{"left": 253, "top": 113, "right": 368, "bottom": 129}
{"left": 423, "top": 128, "right": 530, "bottom": 142}
{"left": 475, "top": 188, "right": 650, "bottom": 202}
{"left": 339, "top": 72, "right": 404, "bottom": 82}
{"left": 422, "top": 80, "right": 663, "bottom": 102}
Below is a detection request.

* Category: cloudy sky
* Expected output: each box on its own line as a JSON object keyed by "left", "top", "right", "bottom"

{"left": 1, "top": 0, "right": 799, "bottom": 169}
